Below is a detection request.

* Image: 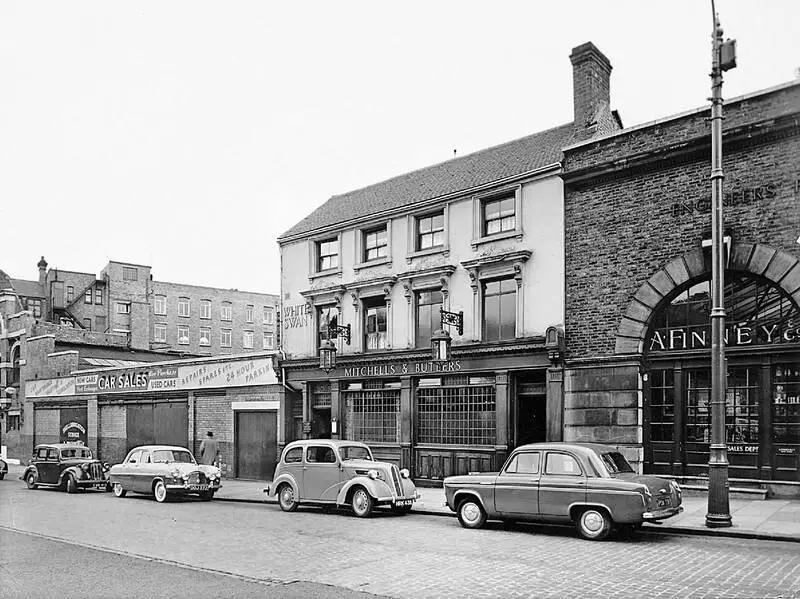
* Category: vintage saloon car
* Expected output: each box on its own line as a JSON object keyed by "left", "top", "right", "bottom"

{"left": 444, "top": 442, "right": 683, "bottom": 540}
{"left": 22, "top": 444, "right": 109, "bottom": 493}
{"left": 108, "top": 445, "right": 222, "bottom": 503}
{"left": 266, "top": 439, "right": 419, "bottom": 517}
{"left": 0, "top": 457, "right": 7, "bottom": 480}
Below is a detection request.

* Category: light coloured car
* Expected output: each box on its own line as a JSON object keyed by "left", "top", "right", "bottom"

{"left": 108, "top": 445, "right": 222, "bottom": 503}
{"left": 266, "top": 439, "right": 419, "bottom": 517}
{"left": 444, "top": 442, "right": 683, "bottom": 540}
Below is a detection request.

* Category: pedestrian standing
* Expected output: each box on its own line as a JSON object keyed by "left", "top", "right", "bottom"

{"left": 199, "top": 430, "right": 219, "bottom": 467}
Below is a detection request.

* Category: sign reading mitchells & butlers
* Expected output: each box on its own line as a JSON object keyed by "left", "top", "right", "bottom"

{"left": 26, "top": 356, "right": 278, "bottom": 398}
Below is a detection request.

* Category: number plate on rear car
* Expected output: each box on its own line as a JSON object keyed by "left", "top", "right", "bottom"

{"left": 657, "top": 497, "right": 670, "bottom": 508}
{"left": 395, "top": 499, "right": 413, "bottom": 507}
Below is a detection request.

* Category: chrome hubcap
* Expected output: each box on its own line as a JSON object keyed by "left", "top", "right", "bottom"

{"left": 462, "top": 503, "right": 480, "bottom": 523}
{"left": 281, "top": 489, "right": 292, "bottom": 505}
{"left": 583, "top": 511, "right": 603, "bottom": 532}
{"left": 354, "top": 491, "right": 366, "bottom": 512}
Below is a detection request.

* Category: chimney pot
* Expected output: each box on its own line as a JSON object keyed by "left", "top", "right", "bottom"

{"left": 570, "top": 42, "right": 613, "bottom": 131}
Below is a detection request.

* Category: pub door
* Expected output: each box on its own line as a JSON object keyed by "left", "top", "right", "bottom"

{"left": 515, "top": 374, "right": 547, "bottom": 447}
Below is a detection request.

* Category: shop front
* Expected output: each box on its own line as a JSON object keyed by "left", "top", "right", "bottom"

{"left": 282, "top": 341, "right": 564, "bottom": 483}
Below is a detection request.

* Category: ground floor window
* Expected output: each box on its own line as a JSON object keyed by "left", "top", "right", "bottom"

{"left": 773, "top": 363, "right": 800, "bottom": 445}
{"left": 416, "top": 375, "right": 496, "bottom": 445}
{"left": 343, "top": 380, "right": 400, "bottom": 443}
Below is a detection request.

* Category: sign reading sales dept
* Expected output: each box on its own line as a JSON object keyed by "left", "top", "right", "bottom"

{"left": 26, "top": 356, "right": 278, "bottom": 398}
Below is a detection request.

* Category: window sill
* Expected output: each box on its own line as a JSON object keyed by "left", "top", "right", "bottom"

{"left": 308, "top": 268, "right": 342, "bottom": 281}
{"left": 471, "top": 230, "right": 523, "bottom": 250}
{"left": 354, "top": 257, "right": 391, "bottom": 272}
{"left": 405, "top": 246, "right": 449, "bottom": 263}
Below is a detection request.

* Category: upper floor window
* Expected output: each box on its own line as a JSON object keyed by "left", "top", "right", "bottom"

{"left": 317, "top": 238, "right": 339, "bottom": 271}
{"left": 243, "top": 330, "right": 254, "bottom": 349}
{"left": 263, "top": 306, "right": 274, "bottom": 325}
{"left": 178, "top": 297, "right": 190, "bottom": 317}
{"left": 263, "top": 331, "right": 275, "bottom": 349}
{"left": 85, "top": 289, "right": 93, "bottom": 304}
{"left": 154, "top": 323, "right": 167, "bottom": 343}
{"left": 220, "top": 328, "right": 232, "bottom": 347}
{"left": 94, "top": 288, "right": 103, "bottom": 305}
{"left": 122, "top": 266, "right": 138, "bottom": 281}
{"left": 66, "top": 286, "right": 74, "bottom": 303}
{"left": 154, "top": 295, "right": 167, "bottom": 315}
{"left": 483, "top": 194, "right": 516, "bottom": 236}
{"left": 483, "top": 278, "right": 516, "bottom": 341}
{"left": 200, "top": 299, "right": 211, "bottom": 319}
{"left": 199, "top": 327, "right": 211, "bottom": 346}
{"left": 29, "top": 298, "right": 43, "bottom": 318}
{"left": 115, "top": 302, "right": 131, "bottom": 315}
{"left": 363, "top": 297, "right": 387, "bottom": 351}
{"left": 317, "top": 305, "right": 339, "bottom": 349}
{"left": 416, "top": 290, "right": 443, "bottom": 348}
{"left": 246, "top": 305, "right": 254, "bottom": 323}
{"left": 417, "top": 211, "right": 444, "bottom": 250}
{"left": 363, "top": 226, "right": 388, "bottom": 261}
{"left": 221, "top": 302, "right": 232, "bottom": 321}
{"left": 178, "top": 325, "right": 190, "bottom": 345}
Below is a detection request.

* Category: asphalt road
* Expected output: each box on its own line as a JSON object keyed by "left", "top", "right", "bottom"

{"left": 1, "top": 480, "right": 798, "bottom": 599}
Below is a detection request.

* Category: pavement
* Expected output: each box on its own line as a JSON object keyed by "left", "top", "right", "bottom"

{"left": 9, "top": 463, "right": 799, "bottom": 543}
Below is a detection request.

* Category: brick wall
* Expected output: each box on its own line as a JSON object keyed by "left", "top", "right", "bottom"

{"left": 98, "top": 404, "right": 127, "bottom": 464}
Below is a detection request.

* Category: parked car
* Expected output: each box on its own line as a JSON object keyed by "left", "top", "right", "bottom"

{"left": 0, "top": 457, "right": 7, "bottom": 480}
{"left": 266, "top": 439, "right": 419, "bottom": 517}
{"left": 107, "top": 445, "right": 222, "bottom": 503}
{"left": 443, "top": 442, "right": 683, "bottom": 540}
{"left": 21, "top": 444, "right": 109, "bottom": 493}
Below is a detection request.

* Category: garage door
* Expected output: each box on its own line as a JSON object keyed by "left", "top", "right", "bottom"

{"left": 34, "top": 408, "right": 60, "bottom": 445}
{"left": 126, "top": 400, "right": 188, "bottom": 451}
{"left": 235, "top": 411, "right": 277, "bottom": 480}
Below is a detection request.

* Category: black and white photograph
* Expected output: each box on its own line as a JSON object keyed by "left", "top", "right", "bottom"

{"left": 1, "top": 1, "right": 799, "bottom": 598}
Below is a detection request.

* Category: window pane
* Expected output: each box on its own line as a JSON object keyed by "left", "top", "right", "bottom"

{"left": 500, "top": 291, "right": 516, "bottom": 339}
{"left": 484, "top": 295, "right": 499, "bottom": 341}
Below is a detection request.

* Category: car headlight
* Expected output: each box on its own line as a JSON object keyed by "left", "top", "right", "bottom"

{"left": 399, "top": 468, "right": 410, "bottom": 479}
{"left": 639, "top": 485, "right": 652, "bottom": 508}
{"left": 80, "top": 463, "right": 89, "bottom": 472}
{"left": 102, "top": 462, "right": 110, "bottom": 472}
{"left": 670, "top": 480, "right": 682, "bottom": 497}
{"left": 170, "top": 469, "right": 181, "bottom": 479}
{"left": 367, "top": 469, "right": 381, "bottom": 480}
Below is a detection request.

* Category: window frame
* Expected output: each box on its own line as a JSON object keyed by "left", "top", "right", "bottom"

{"left": 246, "top": 305, "right": 254, "bottom": 323}
{"left": 482, "top": 277, "right": 517, "bottom": 342}
{"left": 66, "top": 286, "right": 74, "bottom": 303}
{"left": 122, "top": 266, "right": 138, "bottom": 281}
{"left": 220, "top": 302, "right": 232, "bottom": 321}
{"left": 85, "top": 289, "right": 93, "bottom": 304}
{"left": 414, "top": 288, "right": 444, "bottom": 349}
{"left": 243, "top": 329, "right": 254, "bottom": 349}
{"left": 471, "top": 185, "right": 523, "bottom": 249}
{"left": 177, "top": 325, "right": 190, "bottom": 345}
{"left": 406, "top": 206, "right": 449, "bottom": 262}
{"left": 362, "top": 296, "right": 388, "bottom": 352}
{"left": 220, "top": 328, "right": 232, "bottom": 347}
{"left": 263, "top": 331, "right": 275, "bottom": 349}
{"left": 263, "top": 306, "right": 274, "bottom": 325}
{"left": 94, "top": 288, "right": 103, "bottom": 305}
{"left": 199, "top": 327, "right": 211, "bottom": 346}
{"left": 154, "top": 323, "right": 167, "bottom": 343}
{"left": 115, "top": 302, "right": 131, "bottom": 314}
{"left": 354, "top": 222, "right": 391, "bottom": 270}
{"left": 178, "top": 297, "right": 191, "bottom": 318}
{"left": 154, "top": 295, "right": 167, "bottom": 316}
{"left": 317, "top": 237, "right": 339, "bottom": 272}
{"left": 200, "top": 299, "right": 211, "bottom": 320}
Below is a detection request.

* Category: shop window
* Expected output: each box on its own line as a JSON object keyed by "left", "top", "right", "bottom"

{"left": 773, "top": 363, "right": 800, "bottom": 446}
{"left": 178, "top": 297, "right": 190, "bottom": 317}
{"left": 317, "top": 305, "right": 339, "bottom": 349}
{"left": 243, "top": 330, "right": 254, "bottom": 349}
{"left": 415, "top": 289, "right": 443, "bottom": 348}
{"left": 200, "top": 299, "right": 211, "bottom": 319}
{"left": 483, "top": 194, "right": 516, "bottom": 236}
{"left": 725, "top": 367, "right": 760, "bottom": 444}
{"left": 363, "top": 226, "right": 388, "bottom": 262}
{"left": 246, "top": 305, "right": 254, "bottom": 323}
{"left": 154, "top": 324, "right": 167, "bottom": 343}
{"left": 154, "top": 295, "right": 167, "bottom": 315}
{"left": 416, "top": 375, "right": 496, "bottom": 445}
{"left": 343, "top": 380, "right": 400, "bottom": 443}
{"left": 650, "top": 369, "right": 675, "bottom": 442}
{"left": 363, "top": 297, "right": 387, "bottom": 350}
{"left": 317, "top": 238, "right": 339, "bottom": 272}
{"left": 199, "top": 327, "right": 211, "bottom": 346}
{"left": 416, "top": 211, "right": 444, "bottom": 250}
{"left": 482, "top": 278, "right": 516, "bottom": 341}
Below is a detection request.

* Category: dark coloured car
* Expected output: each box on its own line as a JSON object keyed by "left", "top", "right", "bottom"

{"left": 0, "top": 457, "right": 7, "bottom": 480}
{"left": 444, "top": 442, "right": 682, "bottom": 540}
{"left": 22, "top": 444, "right": 109, "bottom": 493}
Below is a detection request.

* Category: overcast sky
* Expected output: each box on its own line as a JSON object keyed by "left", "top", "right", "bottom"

{"left": 1, "top": 1, "right": 797, "bottom": 294}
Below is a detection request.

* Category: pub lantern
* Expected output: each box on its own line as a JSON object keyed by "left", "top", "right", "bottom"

{"left": 318, "top": 323, "right": 351, "bottom": 373}
{"left": 432, "top": 308, "right": 463, "bottom": 362}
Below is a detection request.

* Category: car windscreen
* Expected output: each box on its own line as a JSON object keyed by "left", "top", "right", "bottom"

{"left": 152, "top": 450, "right": 195, "bottom": 464}
{"left": 600, "top": 452, "right": 635, "bottom": 475}
{"left": 339, "top": 446, "right": 372, "bottom": 461}
{"left": 60, "top": 448, "right": 93, "bottom": 459}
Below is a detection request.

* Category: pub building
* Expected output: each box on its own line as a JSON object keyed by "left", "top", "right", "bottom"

{"left": 562, "top": 80, "right": 800, "bottom": 495}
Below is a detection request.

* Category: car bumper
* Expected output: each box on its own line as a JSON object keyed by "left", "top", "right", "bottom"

{"left": 643, "top": 505, "right": 684, "bottom": 521}
{"left": 376, "top": 490, "right": 420, "bottom": 506}
{"left": 165, "top": 482, "right": 222, "bottom": 492}
{"left": 77, "top": 478, "right": 108, "bottom": 488}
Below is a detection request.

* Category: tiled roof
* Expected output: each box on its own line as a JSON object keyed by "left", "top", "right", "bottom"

{"left": 279, "top": 122, "right": 576, "bottom": 240}
{"left": 10, "top": 278, "right": 44, "bottom": 298}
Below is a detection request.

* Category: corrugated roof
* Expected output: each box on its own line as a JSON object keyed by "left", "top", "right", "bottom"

{"left": 11, "top": 278, "right": 44, "bottom": 298}
{"left": 279, "top": 123, "right": 576, "bottom": 240}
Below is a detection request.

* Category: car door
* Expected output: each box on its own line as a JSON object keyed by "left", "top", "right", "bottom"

{"left": 302, "top": 445, "right": 341, "bottom": 501}
{"left": 494, "top": 451, "right": 541, "bottom": 516}
{"left": 133, "top": 450, "right": 154, "bottom": 493}
{"left": 538, "top": 451, "right": 587, "bottom": 518}
{"left": 38, "top": 448, "right": 60, "bottom": 484}
{"left": 124, "top": 450, "right": 142, "bottom": 491}
{"left": 280, "top": 447, "right": 304, "bottom": 497}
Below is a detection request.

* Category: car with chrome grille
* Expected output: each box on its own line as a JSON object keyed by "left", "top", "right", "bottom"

{"left": 266, "top": 439, "right": 419, "bottom": 517}
{"left": 444, "top": 442, "right": 683, "bottom": 540}
{"left": 22, "top": 443, "right": 109, "bottom": 493}
{"left": 108, "top": 445, "right": 222, "bottom": 503}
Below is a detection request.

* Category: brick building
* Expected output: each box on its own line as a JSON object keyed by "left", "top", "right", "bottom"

{"left": 276, "top": 42, "right": 621, "bottom": 481}
{"left": 562, "top": 81, "right": 800, "bottom": 491}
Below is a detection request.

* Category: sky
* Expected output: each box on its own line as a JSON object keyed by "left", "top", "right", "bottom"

{"left": 1, "top": 1, "right": 798, "bottom": 294}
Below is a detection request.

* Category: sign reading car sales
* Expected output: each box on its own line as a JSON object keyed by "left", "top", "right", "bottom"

{"left": 26, "top": 356, "right": 278, "bottom": 398}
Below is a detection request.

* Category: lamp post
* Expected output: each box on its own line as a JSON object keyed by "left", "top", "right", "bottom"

{"left": 706, "top": 1, "right": 736, "bottom": 528}
{"left": 431, "top": 308, "right": 463, "bottom": 362}
{"left": 318, "top": 323, "right": 351, "bottom": 374}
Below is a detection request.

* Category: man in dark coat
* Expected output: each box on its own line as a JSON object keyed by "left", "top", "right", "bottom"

{"left": 199, "top": 431, "right": 219, "bottom": 466}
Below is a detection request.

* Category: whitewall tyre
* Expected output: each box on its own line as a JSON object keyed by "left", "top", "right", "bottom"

{"left": 113, "top": 483, "right": 127, "bottom": 498}
{"left": 153, "top": 480, "right": 168, "bottom": 503}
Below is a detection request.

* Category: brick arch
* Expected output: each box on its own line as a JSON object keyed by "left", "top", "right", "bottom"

{"left": 614, "top": 243, "right": 800, "bottom": 355}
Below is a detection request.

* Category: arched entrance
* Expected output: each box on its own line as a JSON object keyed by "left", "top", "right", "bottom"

{"left": 619, "top": 244, "right": 800, "bottom": 482}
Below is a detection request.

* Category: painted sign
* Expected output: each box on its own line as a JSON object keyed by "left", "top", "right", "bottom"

{"left": 341, "top": 360, "right": 463, "bottom": 378}
{"left": 669, "top": 183, "right": 778, "bottom": 218}
{"left": 60, "top": 406, "right": 88, "bottom": 445}
{"left": 283, "top": 303, "right": 311, "bottom": 329}
{"left": 728, "top": 444, "right": 759, "bottom": 454}
{"left": 26, "top": 356, "right": 277, "bottom": 398}
{"left": 649, "top": 324, "right": 800, "bottom": 352}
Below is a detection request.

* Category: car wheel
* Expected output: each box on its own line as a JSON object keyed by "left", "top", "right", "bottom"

{"left": 457, "top": 499, "right": 487, "bottom": 529}
{"left": 577, "top": 508, "right": 612, "bottom": 541}
{"left": 0, "top": 473, "right": 5, "bottom": 480}
{"left": 277, "top": 484, "right": 298, "bottom": 512}
{"left": 65, "top": 474, "right": 78, "bottom": 494}
{"left": 112, "top": 483, "right": 127, "bottom": 498}
{"left": 350, "top": 487, "right": 374, "bottom": 518}
{"left": 199, "top": 490, "right": 215, "bottom": 501}
{"left": 26, "top": 473, "right": 37, "bottom": 490}
{"left": 153, "top": 480, "right": 169, "bottom": 503}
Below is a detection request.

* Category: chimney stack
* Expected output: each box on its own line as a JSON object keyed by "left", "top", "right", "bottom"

{"left": 37, "top": 256, "right": 48, "bottom": 286}
{"left": 570, "top": 42, "right": 613, "bottom": 131}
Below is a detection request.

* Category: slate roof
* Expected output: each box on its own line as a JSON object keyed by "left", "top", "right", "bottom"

{"left": 10, "top": 278, "right": 44, "bottom": 298}
{"left": 279, "top": 122, "right": 576, "bottom": 240}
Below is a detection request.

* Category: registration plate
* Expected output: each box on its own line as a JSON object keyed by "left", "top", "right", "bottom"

{"left": 190, "top": 484, "right": 209, "bottom": 491}
{"left": 394, "top": 499, "right": 413, "bottom": 507}
{"left": 656, "top": 497, "right": 671, "bottom": 508}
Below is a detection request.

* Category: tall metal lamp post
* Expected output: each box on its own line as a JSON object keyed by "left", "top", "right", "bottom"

{"left": 706, "top": 0, "right": 736, "bottom": 528}
{"left": 319, "top": 323, "right": 351, "bottom": 374}
{"left": 431, "top": 308, "right": 463, "bottom": 362}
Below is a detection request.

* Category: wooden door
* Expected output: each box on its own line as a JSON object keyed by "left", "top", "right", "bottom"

{"left": 235, "top": 411, "right": 277, "bottom": 480}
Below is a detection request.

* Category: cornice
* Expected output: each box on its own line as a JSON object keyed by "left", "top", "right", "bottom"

{"left": 461, "top": 249, "right": 533, "bottom": 270}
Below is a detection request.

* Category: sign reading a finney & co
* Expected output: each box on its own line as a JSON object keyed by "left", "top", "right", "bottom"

{"left": 649, "top": 323, "right": 800, "bottom": 352}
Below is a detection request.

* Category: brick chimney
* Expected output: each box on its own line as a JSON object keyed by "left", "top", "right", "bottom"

{"left": 570, "top": 42, "right": 613, "bottom": 131}
{"left": 37, "top": 256, "right": 48, "bottom": 286}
